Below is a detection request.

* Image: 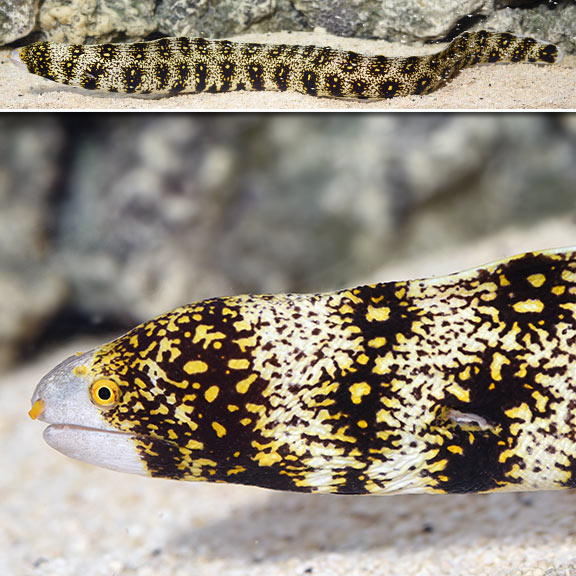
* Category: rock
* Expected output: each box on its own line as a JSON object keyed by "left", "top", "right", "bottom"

{"left": 478, "top": 3, "right": 576, "bottom": 56}
{"left": 157, "top": 0, "right": 307, "bottom": 38}
{"left": 53, "top": 115, "right": 576, "bottom": 328}
{"left": 0, "top": 0, "right": 38, "bottom": 45}
{"left": 0, "top": 116, "right": 68, "bottom": 371}
{"left": 37, "top": 0, "right": 156, "bottom": 44}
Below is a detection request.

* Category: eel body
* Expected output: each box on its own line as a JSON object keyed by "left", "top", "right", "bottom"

{"left": 12, "top": 31, "right": 561, "bottom": 99}
{"left": 30, "top": 247, "right": 576, "bottom": 495}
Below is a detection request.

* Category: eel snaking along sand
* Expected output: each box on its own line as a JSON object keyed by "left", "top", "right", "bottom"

{"left": 30, "top": 247, "right": 576, "bottom": 495}
{"left": 11, "top": 30, "right": 561, "bottom": 99}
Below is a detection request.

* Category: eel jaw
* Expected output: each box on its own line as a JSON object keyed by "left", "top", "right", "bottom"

{"left": 43, "top": 423, "right": 149, "bottom": 476}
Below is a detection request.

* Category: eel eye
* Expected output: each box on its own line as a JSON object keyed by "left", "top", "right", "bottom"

{"left": 90, "top": 379, "right": 120, "bottom": 409}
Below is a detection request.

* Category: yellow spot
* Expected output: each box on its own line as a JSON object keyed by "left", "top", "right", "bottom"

{"left": 490, "top": 352, "right": 510, "bottom": 381}
{"left": 339, "top": 304, "right": 354, "bottom": 315}
{"left": 233, "top": 318, "right": 252, "bottom": 332}
{"left": 367, "top": 337, "right": 387, "bottom": 349}
{"left": 184, "top": 360, "right": 208, "bottom": 374}
{"left": 532, "top": 390, "right": 548, "bottom": 413}
{"left": 357, "top": 353, "right": 369, "bottom": 365}
{"left": 498, "top": 448, "right": 515, "bottom": 464}
{"left": 256, "top": 451, "right": 282, "bottom": 466}
{"left": 561, "top": 269, "right": 576, "bottom": 283}
{"left": 235, "top": 335, "right": 257, "bottom": 352}
{"left": 527, "top": 273, "right": 546, "bottom": 288}
{"left": 447, "top": 445, "right": 463, "bottom": 455}
{"left": 446, "top": 382, "right": 470, "bottom": 403}
{"left": 212, "top": 422, "right": 227, "bottom": 437}
{"left": 72, "top": 365, "right": 87, "bottom": 376}
{"left": 357, "top": 420, "right": 368, "bottom": 428}
{"left": 366, "top": 305, "right": 390, "bottom": 322}
{"left": 204, "top": 385, "right": 219, "bottom": 403}
{"left": 228, "top": 358, "right": 250, "bottom": 370}
{"left": 514, "top": 363, "right": 527, "bottom": 378}
{"left": 459, "top": 365, "right": 471, "bottom": 381}
{"left": 186, "top": 439, "right": 204, "bottom": 450}
{"left": 513, "top": 299, "right": 544, "bottom": 313}
{"left": 227, "top": 466, "right": 247, "bottom": 476}
{"left": 236, "top": 373, "right": 258, "bottom": 394}
{"left": 240, "top": 417, "right": 252, "bottom": 426}
{"left": 504, "top": 402, "right": 532, "bottom": 423}
{"left": 395, "top": 287, "right": 406, "bottom": 299}
{"left": 350, "top": 382, "right": 371, "bottom": 404}
{"left": 228, "top": 404, "right": 239, "bottom": 412}
{"left": 499, "top": 274, "right": 510, "bottom": 287}
{"left": 373, "top": 355, "right": 392, "bottom": 375}
{"left": 552, "top": 285, "right": 565, "bottom": 295}
{"left": 438, "top": 475, "right": 449, "bottom": 483}
{"left": 428, "top": 459, "right": 447, "bottom": 473}
{"left": 28, "top": 399, "right": 44, "bottom": 420}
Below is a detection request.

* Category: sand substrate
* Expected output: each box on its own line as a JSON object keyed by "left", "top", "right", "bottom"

{"left": 0, "top": 30, "right": 574, "bottom": 110}
{"left": 3, "top": 218, "right": 576, "bottom": 576}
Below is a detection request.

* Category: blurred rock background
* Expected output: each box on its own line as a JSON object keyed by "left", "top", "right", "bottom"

{"left": 2, "top": 0, "right": 575, "bottom": 55}
{"left": 0, "top": 113, "right": 575, "bottom": 373}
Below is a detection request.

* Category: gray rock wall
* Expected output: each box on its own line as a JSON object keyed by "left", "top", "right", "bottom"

{"left": 2, "top": 0, "right": 574, "bottom": 55}
{"left": 0, "top": 114, "right": 575, "bottom": 372}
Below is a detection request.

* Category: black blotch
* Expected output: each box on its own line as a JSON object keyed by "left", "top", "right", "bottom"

{"left": 194, "top": 38, "right": 210, "bottom": 55}
{"left": 301, "top": 70, "right": 317, "bottom": 96}
{"left": 414, "top": 75, "right": 433, "bottom": 95}
{"left": 155, "top": 38, "right": 173, "bottom": 60}
{"left": 312, "top": 48, "right": 332, "bottom": 67}
{"left": 401, "top": 56, "right": 419, "bottom": 77}
{"left": 219, "top": 60, "right": 236, "bottom": 91}
{"left": 378, "top": 79, "right": 402, "bottom": 98}
{"left": 176, "top": 37, "right": 191, "bottom": 56}
{"left": 341, "top": 52, "right": 360, "bottom": 73}
{"left": 131, "top": 44, "right": 147, "bottom": 62}
{"left": 324, "top": 73, "right": 343, "bottom": 97}
{"left": 155, "top": 62, "right": 170, "bottom": 90}
{"left": 487, "top": 49, "right": 502, "bottom": 63}
{"left": 82, "top": 62, "right": 107, "bottom": 90}
{"left": 99, "top": 44, "right": 118, "bottom": 60}
{"left": 538, "top": 44, "right": 558, "bottom": 63}
{"left": 194, "top": 62, "right": 207, "bottom": 92}
{"left": 273, "top": 65, "right": 290, "bottom": 91}
{"left": 368, "top": 56, "right": 390, "bottom": 76}
{"left": 169, "top": 63, "right": 190, "bottom": 94}
{"left": 247, "top": 63, "right": 265, "bottom": 91}
{"left": 268, "top": 44, "right": 288, "bottom": 58}
{"left": 123, "top": 65, "right": 144, "bottom": 93}
{"left": 242, "top": 43, "right": 261, "bottom": 58}
{"left": 351, "top": 79, "right": 368, "bottom": 98}
{"left": 219, "top": 40, "right": 233, "bottom": 57}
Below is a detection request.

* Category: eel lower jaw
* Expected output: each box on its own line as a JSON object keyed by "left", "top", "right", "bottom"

{"left": 43, "top": 423, "right": 149, "bottom": 476}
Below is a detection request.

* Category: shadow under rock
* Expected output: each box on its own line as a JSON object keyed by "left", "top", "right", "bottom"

{"left": 169, "top": 489, "right": 576, "bottom": 562}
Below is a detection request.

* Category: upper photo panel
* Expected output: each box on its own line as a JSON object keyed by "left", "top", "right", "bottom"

{"left": 1, "top": 0, "right": 574, "bottom": 111}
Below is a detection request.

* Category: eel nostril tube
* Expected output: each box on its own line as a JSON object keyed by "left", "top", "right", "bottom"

{"left": 29, "top": 399, "right": 45, "bottom": 420}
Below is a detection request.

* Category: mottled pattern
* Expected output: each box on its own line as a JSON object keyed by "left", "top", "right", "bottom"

{"left": 17, "top": 31, "right": 561, "bottom": 99}
{"left": 79, "top": 248, "right": 576, "bottom": 494}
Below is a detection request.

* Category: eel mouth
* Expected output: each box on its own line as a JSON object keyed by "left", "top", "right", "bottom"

{"left": 42, "top": 423, "right": 149, "bottom": 476}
